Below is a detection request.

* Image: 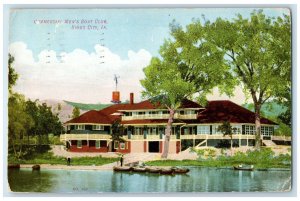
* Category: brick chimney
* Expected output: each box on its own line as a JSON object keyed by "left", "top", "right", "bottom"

{"left": 130, "top": 93, "right": 134, "bottom": 104}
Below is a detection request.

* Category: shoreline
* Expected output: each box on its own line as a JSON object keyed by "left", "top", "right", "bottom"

{"left": 19, "top": 164, "right": 114, "bottom": 170}
{"left": 14, "top": 164, "right": 291, "bottom": 171}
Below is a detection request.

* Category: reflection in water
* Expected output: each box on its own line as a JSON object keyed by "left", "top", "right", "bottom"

{"left": 8, "top": 167, "right": 291, "bottom": 193}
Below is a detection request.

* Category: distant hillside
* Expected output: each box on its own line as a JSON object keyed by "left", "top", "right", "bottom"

{"left": 242, "top": 102, "right": 287, "bottom": 118}
{"left": 38, "top": 99, "right": 75, "bottom": 123}
{"left": 63, "top": 100, "right": 112, "bottom": 111}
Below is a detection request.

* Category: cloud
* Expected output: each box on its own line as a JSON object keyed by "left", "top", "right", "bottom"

{"left": 9, "top": 42, "right": 248, "bottom": 105}
{"left": 9, "top": 42, "right": 152, "bottom": 103}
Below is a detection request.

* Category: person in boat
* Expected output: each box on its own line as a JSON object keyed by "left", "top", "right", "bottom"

{"left": 120, "top": 155, "right": 124, "bottom": 167}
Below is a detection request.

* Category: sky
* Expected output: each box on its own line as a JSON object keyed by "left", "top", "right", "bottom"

{"left": 8, "top": 8, "right": 289, "bottom": 104}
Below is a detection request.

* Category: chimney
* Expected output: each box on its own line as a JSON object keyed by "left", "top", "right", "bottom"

{"left": 130, "top": 93, "right": 134, "bottom": 104}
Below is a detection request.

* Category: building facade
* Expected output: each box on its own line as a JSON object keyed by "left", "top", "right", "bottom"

{"left": 60, "top": 93, "right": 278, "bottom": 153}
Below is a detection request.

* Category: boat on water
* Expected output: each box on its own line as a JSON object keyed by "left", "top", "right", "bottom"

{"left": 160, "top": 168, "right": 174, "bottom": 175}
{"left": 233, "top": 164, "right": 254, "bottom": 171}
{"left": 172, "top": 167, "right": 190, "bottom": 174}
{"left": 133, "top": 167, "right": 147, "bottom": 172}
{"left": 146, "top": 167, "right": 161, "bottom": 173}
{"left": 113, "top": 166, "right": 132, "bottom": 172}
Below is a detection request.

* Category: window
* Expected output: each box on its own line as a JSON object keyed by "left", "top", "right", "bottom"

{"left": 92, "top": 125, "right": 104, "bottom": 130}
{"left": 149, "top": 127, "right": 157, "bottom": 135}
{"left": 158, "top": 127, "right": 164, "bottom": 135}
{"left": 75, "top": 125, "right": 85, "bottom": 130}
{"left": 261, "top": 126, "right": 274, "bottom": 136}
{"left": 232, "top": 126, "right": 241, "bottom": 134}
{"left": 100, "top": 140, "right": 107, "bottom": 147}
{"left": 114, "top": 141, "right": 119, "bottom": 149}
{"left": 77, "top": 140, "right": 82, "bottom": 148}
{"left": 135, "top": 127, "right": 142, "bottom": 135}
{"left": 96, "top": 140, "right": 100, "bottom": 149}
{"left": 120, "top": 142, "right": 125, "bottom": 150}
{"left": 138, "top": 112, "right": 145, "bottom": 115}
{"left": 197, "top": 125, "right": 210, "bottom": 134}
{"left": 245, "top": 125, "right": 255, "bottom": 135}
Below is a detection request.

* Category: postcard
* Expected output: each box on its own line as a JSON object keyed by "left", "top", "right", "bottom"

{"left": 6, "top": 7, "right": 292, "bottom": 194}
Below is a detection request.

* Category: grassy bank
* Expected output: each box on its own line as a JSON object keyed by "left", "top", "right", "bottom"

{"left": 146, "top": 148, "right": 291, "bottom": 169}
{"left": 8, "top": 152, "right": 119, "bottom": 166}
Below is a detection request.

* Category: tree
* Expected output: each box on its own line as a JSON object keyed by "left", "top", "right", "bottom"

{"left": 8, "top": 54, "right": 18, "bottom": 92}
{"left": 8, "top": 93, "right": 34, "bottom": 159}
{"left": 209, "top": 11, "right": 291, "bottom": 149}
{"left": 141, "top": 24, "right": 231, "bottom": 158}
{"left": 183, "top": 10, "right": 291, "bottom": 149}
{"left": 217, "top": 121, "right": 237, "bottom": 154}
{"left": 26, "top": 100, "right": 63, "bottom": 144}
{"left": 72, "top": 107, "right": 80, "bottom": 119}
{"left": 111, "top": 119, "right": 125, "bottom": 142}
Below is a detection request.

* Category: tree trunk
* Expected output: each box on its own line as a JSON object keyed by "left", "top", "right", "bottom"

{"left": 254, "top": 104, "right": 262, "bottom": 150}
{"left": 230, "top": 137, "right": 233, "bottom": 156}
{"left": 161, "top": 109, "right": 175, "bottom": 159}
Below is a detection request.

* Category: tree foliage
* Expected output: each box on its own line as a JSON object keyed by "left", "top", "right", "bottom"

{"left": 8, "top": 55, "right": 63, "bottom": 160}
{"left": 217, "top": 121, "right": 238, "bottom": 150}
{"left": 8, "top": 93, "right": 34, "bottom": 159}
{"left": 72, "top": 107, "right": 81, "bottom": 119}
{"left": 111, "top": 119, "right": 125, "bottom": 143}
{"left": 205, "top": 10, "right": 291, "bottom": 149}
{"left": 141, "top": 21, "right": 231, "bottom": 158}
{"left": 8, "top": 54, "right": 18, "bottom": 91}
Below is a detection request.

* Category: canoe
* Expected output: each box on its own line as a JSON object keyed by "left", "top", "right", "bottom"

{"left": 32, "top": 165, "right": 41, "bottom": 170}
{"left": 133, "top": 167, "right": 147, "bottom": 172}
{"left": 8, "top": 164, "right": 20, "bottom": 169}
{"left": 113, "top": 166, "right": 132, "bottom": 172}
{"left": 146, "top": 167, "right": 161, "bottom": 173}
{"left": 160, "top": 168, "right": 174, "bottom": 175}
{"left": 173, "top": 168, "right": 190, "bottom": 174}
{"left": 233, "top": 165, "right": 254, "bottom": 171}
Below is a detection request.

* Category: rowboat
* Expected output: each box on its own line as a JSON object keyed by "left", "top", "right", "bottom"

{"left": 233, "top": 164, "right": 254, "bottom": 171}
{"left": 173, "top": 167, "right": 190, "bottom": 174}
{"left": 32, "top": 165, "right": 41, "bottom": 170}
{"left": 113, "top": 166, "right": 132, "bottom": 172}
{"left": 133, "top": 167, "right": 147, "bottom": 172}
{"left": 8, "top": 164, "right": 20, "bottom": 169}
{"left": 146, "top": 167, "right": 161, "bottom": 173}
{"left": 160, "top": 168, "right": 174, "bottom": 175}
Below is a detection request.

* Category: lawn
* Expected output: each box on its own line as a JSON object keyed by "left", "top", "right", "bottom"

{"left": 8, "top": 152, "right": 120, "bottom": 166}
{"left": 146, "top": 148, "right": 291, "bottom": 169}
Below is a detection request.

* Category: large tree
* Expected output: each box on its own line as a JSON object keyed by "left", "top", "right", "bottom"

{"left": 141, "top": 23, "right": 232, "bottom": 158}
{"left": 8, "top": 93, "right": 34, "bottom": 159}
{"left": 176, "top": 10, "right": 291, "bottom": 149}
{"left": 206, "top": 11, "right": 291, "bottom": 149}
{"left": 25, "top": 100, "right": 63, "bottom": 144}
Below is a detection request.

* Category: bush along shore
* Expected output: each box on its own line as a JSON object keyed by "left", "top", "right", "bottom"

{"left": 146, "top": 148, "right": 291, "bottom": 170}
{"left": 8, "top": 152, "right": 120, "bottom": 166}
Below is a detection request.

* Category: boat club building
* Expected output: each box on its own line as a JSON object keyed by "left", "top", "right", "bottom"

{"left": 60, "top": 92, "right": 278, "bottom": 153}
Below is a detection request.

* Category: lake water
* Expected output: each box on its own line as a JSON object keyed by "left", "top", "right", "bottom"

{"left": 8, "top": 167, "right": 291, "bottom": 193}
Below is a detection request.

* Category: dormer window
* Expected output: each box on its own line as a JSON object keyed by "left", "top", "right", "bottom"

{"left": 93, "top": 125, "right": 104, "bottom": 130}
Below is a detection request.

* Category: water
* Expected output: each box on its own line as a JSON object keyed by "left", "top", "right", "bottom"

{"left": 8, "top": 167, "right": 291, "bottom": 193}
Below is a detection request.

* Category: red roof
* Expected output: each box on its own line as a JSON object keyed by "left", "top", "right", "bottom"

{"left": 65, "top": 99, "right": 277, "bottom": 125}
{"left": 196, "top": 100, "right": 277, "bottom": 125}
